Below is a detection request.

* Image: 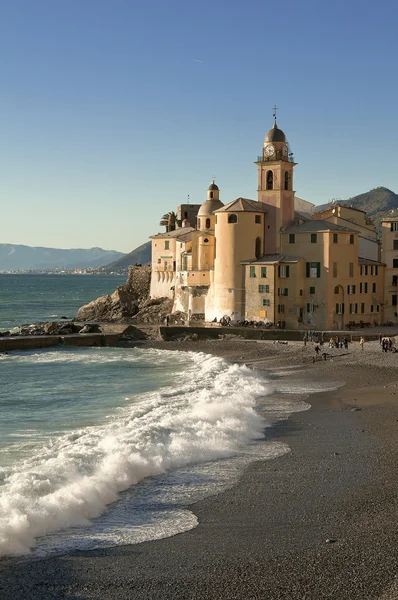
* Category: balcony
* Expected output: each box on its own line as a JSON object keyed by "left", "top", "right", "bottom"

{"left": 178, "top": 270, "right": 210, "bottom": 286}
{"left": 256, "top": 152, "right": 295, "bottom": 164}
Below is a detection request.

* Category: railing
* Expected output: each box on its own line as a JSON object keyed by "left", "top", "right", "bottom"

{"left": 256, "top": 153, "right": 295, "bottom": 163}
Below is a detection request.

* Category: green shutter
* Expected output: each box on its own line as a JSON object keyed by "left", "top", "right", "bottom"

{"left": 306, "top": 262, "right": 310, "bottom": 278}
{"left": 316, "top": 263, "right": 320, "bottom": 278}
{"left": 286, "top": 265, "right": 290, "bottom": 278}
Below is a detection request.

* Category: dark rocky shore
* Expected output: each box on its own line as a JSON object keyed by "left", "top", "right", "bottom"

{"left": 1, "top": 340, "right": 398, "bottom": 599}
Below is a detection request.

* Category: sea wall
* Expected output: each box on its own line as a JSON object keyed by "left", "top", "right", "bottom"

{"left": 0, "top": 333, "right": 120, "bottom": 352}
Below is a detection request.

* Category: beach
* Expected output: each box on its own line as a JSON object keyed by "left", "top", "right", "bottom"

{"left": 1, "top": 337, "right": 398, "bottom": 599}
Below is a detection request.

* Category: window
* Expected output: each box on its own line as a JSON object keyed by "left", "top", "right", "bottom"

{"left": 370, "top": 305, "right": 374, "bottom": 313}
{"left": 370, "top": 265, "right": 378, "bottom": 276}
{"left": 391, "top": 222, "right": 398, "bottom": 231}
{"left": 350, "top": 234, "right": 354, "bottom": 244}
{"left": 184, "top": 211, "right": 188, "bottom": 219}
{"left": 260, "top": 267, "right": 267, "bottom": 278}
{"left": 372, "top": 283, "right": 376, "bottom": 293}
{"left": 306, "top": 262, "right": 320, "bottom": 278}
{"left": 262, "top": 298, "right": 270, "bottom": 306}
{"left": 311, "top": 233, "right": 317, "bottom": 243}
{"left": 278, "top": 265, "right": 290, "bottom": 278}
{"left": 334, "top": 286, "right": 340, "bottom": 294}
{"left": 278, "top": 288, "right": 288, "bottom": 296}
{"left": 209, "top": 191, "right": 213, "bottom": 199}
{"left": 393, "top": 295, "right": 398, "bottom": 307}
{"left": 164, "top": 241, "right": 170, "bottom": 250}
{"left": 205, "top": 218, "right": 211, "bottom": 229}
{"left": 376, "top": 305, "right": 380, "bottom": 312}
{"left": 310, "top": 286, "right": 315, "bottom": 294}
{"left": 350, "top": 303, "right": 358, "bottom": 314}
{"left": 361, "top": 303, "right": 365, "bottom": 314}
{"left": 284, "top": 171, "right": 289, "bottom": 190}
{"left": 393, "top": 275, "right": 398, "bottom": 286}
{"left": 394, "top": 240, "right": 398, "bottom": 250}
{"left": 360, "top": 265, "right": 368, "bottom": 276}
{"left": 360, "top": 282, "right": 368, "bottom": 293}
{"left": 258, "top": 284, "right": 269, "bottom": 293}
{"left": 255, "top": 215, "right": 261, "bottom": 224}
{"left": 157, "top": 258, "right": 161, "bottom": 264}
{"left": 228, "top": 214, "right": 237, "bottom": 224}
{"left": 299, "top": 289, "right": 303, "bottom": 296}
{"left": 349, "top": 262, "right": 354, "bottom": 278}
{"left": 255, "top": 237, "right": 262, "bottom": 259}
{"left": 394, "top": 259, "right": 398, "bottom": 269}
{"left": 277, "top": 304, "right": 285, "bottom": 313}
{"left": 203, "top": 238, "right": 209, "bottom": 243}
{"left": 335, "top": 303, "right": 345, "bottom": 315}
{"left": 289, "top": 234, "right": 295, "bottom": 244}
{"left": 306, "top": 303, "right": 315, "bottom": 313}
{"left": 266, "top": 170, "right": 273, "bottom": 190}
{"left": 347, "top": 285, "right": 356, "bottom": 294}
{"left": 333, "top": 233, "right": 338, "bottom": 243}
{"left": 333, "top": 262, "right": 338, "bottom": 278}
{"left": 249, "top": 266, "right": 256, "bottom": 278}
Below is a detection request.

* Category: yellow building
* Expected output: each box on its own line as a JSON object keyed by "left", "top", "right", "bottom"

{"left": 149, "top": 116, "right": 386, "bottom": 329}
{"left": 381, "top": 217, "right": 398, "bottom": 322}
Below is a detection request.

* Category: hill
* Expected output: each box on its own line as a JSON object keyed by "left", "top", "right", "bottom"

{"left": 98, "top": 241, "right": 151, "bottom": 273}
{"left": 0, "top": 245, "right": 125, "bottom": 272}
{"left": 315, "top": 187, "right": 398, "bottom": 236}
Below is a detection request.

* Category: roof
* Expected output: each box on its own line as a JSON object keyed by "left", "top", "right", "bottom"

{"left": 358, "top": 257, "right": 385, "bottom": 266}
{"left": 208, "top": 181, "right": 219, "bottom": 191}
{"left": 241, "top": 254, "right": 303, "bottom": 265}
{"left": 198, "top": 198, "right": 224, "bottom": 216}
{"left": 150, "top": 227, "right": 195, "bottom": 240}
{"left": 283, "top": 220, "right": 356, "bottom": 233}
{"left": 265, "top": 121, "right": 286, "bottom": 143}
{"left": 215, "top": 198, "right": 267, "bottom": 213}
{"left": 381, "top": 217, "right": 398, "bottom": 222}
{"left": 313, "top": 203, "right": 367, "bottom": 216}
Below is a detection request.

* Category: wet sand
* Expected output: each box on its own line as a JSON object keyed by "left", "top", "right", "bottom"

{"left": 1, "top": 339, "right": 398, "bottom": 599}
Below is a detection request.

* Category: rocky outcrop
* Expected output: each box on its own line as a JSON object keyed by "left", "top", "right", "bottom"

{"left": 74, "top": 266, "right": 151, "bottom": 323}
{"left": 130, "top": 298, "right": 174, "bottom": 324}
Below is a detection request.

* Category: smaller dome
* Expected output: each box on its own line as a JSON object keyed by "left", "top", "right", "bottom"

{"left": 265, "top": 121, "right": 286, "bottom": 143}
{"left": 198, "top": 199, "right": 224, "bottom": 217}
{"left": 208, "top": 181, "right": 219, "bottom": 191}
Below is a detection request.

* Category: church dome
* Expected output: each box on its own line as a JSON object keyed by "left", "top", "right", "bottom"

{"left": 208, "top": 182, "right": 219, "bottom": 191}
{"left": 198, "top": 198, "right": 224, "bottom": 217}
{"left": 265, "top": 121, "right": 286, "bottom": 143}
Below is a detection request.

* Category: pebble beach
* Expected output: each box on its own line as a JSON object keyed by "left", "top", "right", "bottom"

{"left": 1, "top": 336, "right": 398, "bottom": 599}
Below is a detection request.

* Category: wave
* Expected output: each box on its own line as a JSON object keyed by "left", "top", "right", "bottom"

{"left": 0, "top": 351, "right": 272, "bottom": 558}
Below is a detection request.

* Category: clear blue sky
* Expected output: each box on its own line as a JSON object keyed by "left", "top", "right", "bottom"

{"left": 1, "top": 0, "right": 397, "bottom": 253}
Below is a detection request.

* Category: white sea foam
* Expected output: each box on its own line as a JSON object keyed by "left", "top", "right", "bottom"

{"left": 0, "top": 351, "right": 277, "bottom": 558}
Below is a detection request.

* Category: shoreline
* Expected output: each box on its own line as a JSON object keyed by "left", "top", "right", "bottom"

{"left": 1, "top": 341, "right": 398, "bottom": 598}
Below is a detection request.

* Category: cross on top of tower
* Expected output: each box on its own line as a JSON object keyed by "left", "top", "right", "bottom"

{"left": 273, "top": 104, "right": 278, "bottom": 124}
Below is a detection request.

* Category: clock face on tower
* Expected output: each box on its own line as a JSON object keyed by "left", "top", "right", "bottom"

{"left": 265, "top": 144, "right": 275, "bottom": 157}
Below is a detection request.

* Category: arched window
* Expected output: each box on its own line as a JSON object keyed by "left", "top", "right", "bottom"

{"left": 206, "top": 218, "right": 211, "bottom": 229}
{"left": 284, "top": 171, "right": 289, "bottom": 190}
{"left": 266, "top": 170, "right": 273, "bottom": 190}
{"left": 228, "top": 214, "right": 237, "bottom": 223}
{"left": 255, "top": 237, "right": 261, "bottom": 259}
{"left": 210, "top": 191, "right": 213, "bottom": 199}
{"left": 334, "top": 286, "right": 340, "bottom": 294}
{"left": 203, "top": 238, "right": 209, "bottom": 243}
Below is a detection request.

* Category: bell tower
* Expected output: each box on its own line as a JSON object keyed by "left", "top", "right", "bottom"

{"left": 255, "top": 109, "right": 296, "bottom": 254}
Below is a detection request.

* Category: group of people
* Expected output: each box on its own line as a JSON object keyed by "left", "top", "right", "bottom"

{"left": 328, "top": 336, "right": 349, "bottom": 350}
{"left": 381, "top": 337, "right": 394, "bottom": 352}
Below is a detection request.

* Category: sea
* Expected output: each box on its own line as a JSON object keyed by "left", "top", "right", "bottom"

{"left": 0, "top": 275, "right": 337, "bottom": 559}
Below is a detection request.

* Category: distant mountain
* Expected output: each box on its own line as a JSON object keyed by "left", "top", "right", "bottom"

{"left": 98, "top": 241, "right": 151, "bottom": 273}
{"left": 0, "top": 244, "right": 125, "bottom": 271}
{"left": 315, "top": 187, "right": 398, "bottom": 235}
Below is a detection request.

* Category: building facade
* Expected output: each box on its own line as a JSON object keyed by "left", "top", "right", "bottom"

{"left": 149, "top": 118, "right": 386, "bottom": 329}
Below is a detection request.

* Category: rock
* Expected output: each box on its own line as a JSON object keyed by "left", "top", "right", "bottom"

{"left": 0, "top": 331, "right": 10, "bottom": 337}
{"left": 131, "top": 298, "right": 176, "bottom": 325}
{"left": 60, "top": 316, "right": 68, "bottom": 319}
{"left": 74, "top": 266, "right": 151, "bottom": 323}
{"left": 79, "top": 324, "right": 102, "bottom": 334}
{"left": 351, "top": 407, "right": 361, "bottom": 411}
{"left": 43, "top": 322, "right": 59, "bottom": 335}
{"left": 59, "top": 326, "right": 73, "bottom": 335}
{"left": 326, "top": 538, "right": 338, "bottom": 544}
{"left": 118, "top": 325, "right": 148, "bottom": 341}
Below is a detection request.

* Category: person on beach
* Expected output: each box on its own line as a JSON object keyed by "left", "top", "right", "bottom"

{"left": 360, "top": 336, "right": 364, "bottom": 350}
{"left": 329, "top": 337, "right": 334, "bottom": 348}
{"left": 343, "top": 337, "right": 348, "bottom": 350}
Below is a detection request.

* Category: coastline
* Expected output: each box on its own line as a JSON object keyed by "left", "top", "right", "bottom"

{"left": 1, "top": 340, "right": 398, "bottom": 598}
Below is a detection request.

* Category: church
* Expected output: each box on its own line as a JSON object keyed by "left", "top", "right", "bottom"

{"left": 150, "top": 117, "right": 385, "bottom": 330}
